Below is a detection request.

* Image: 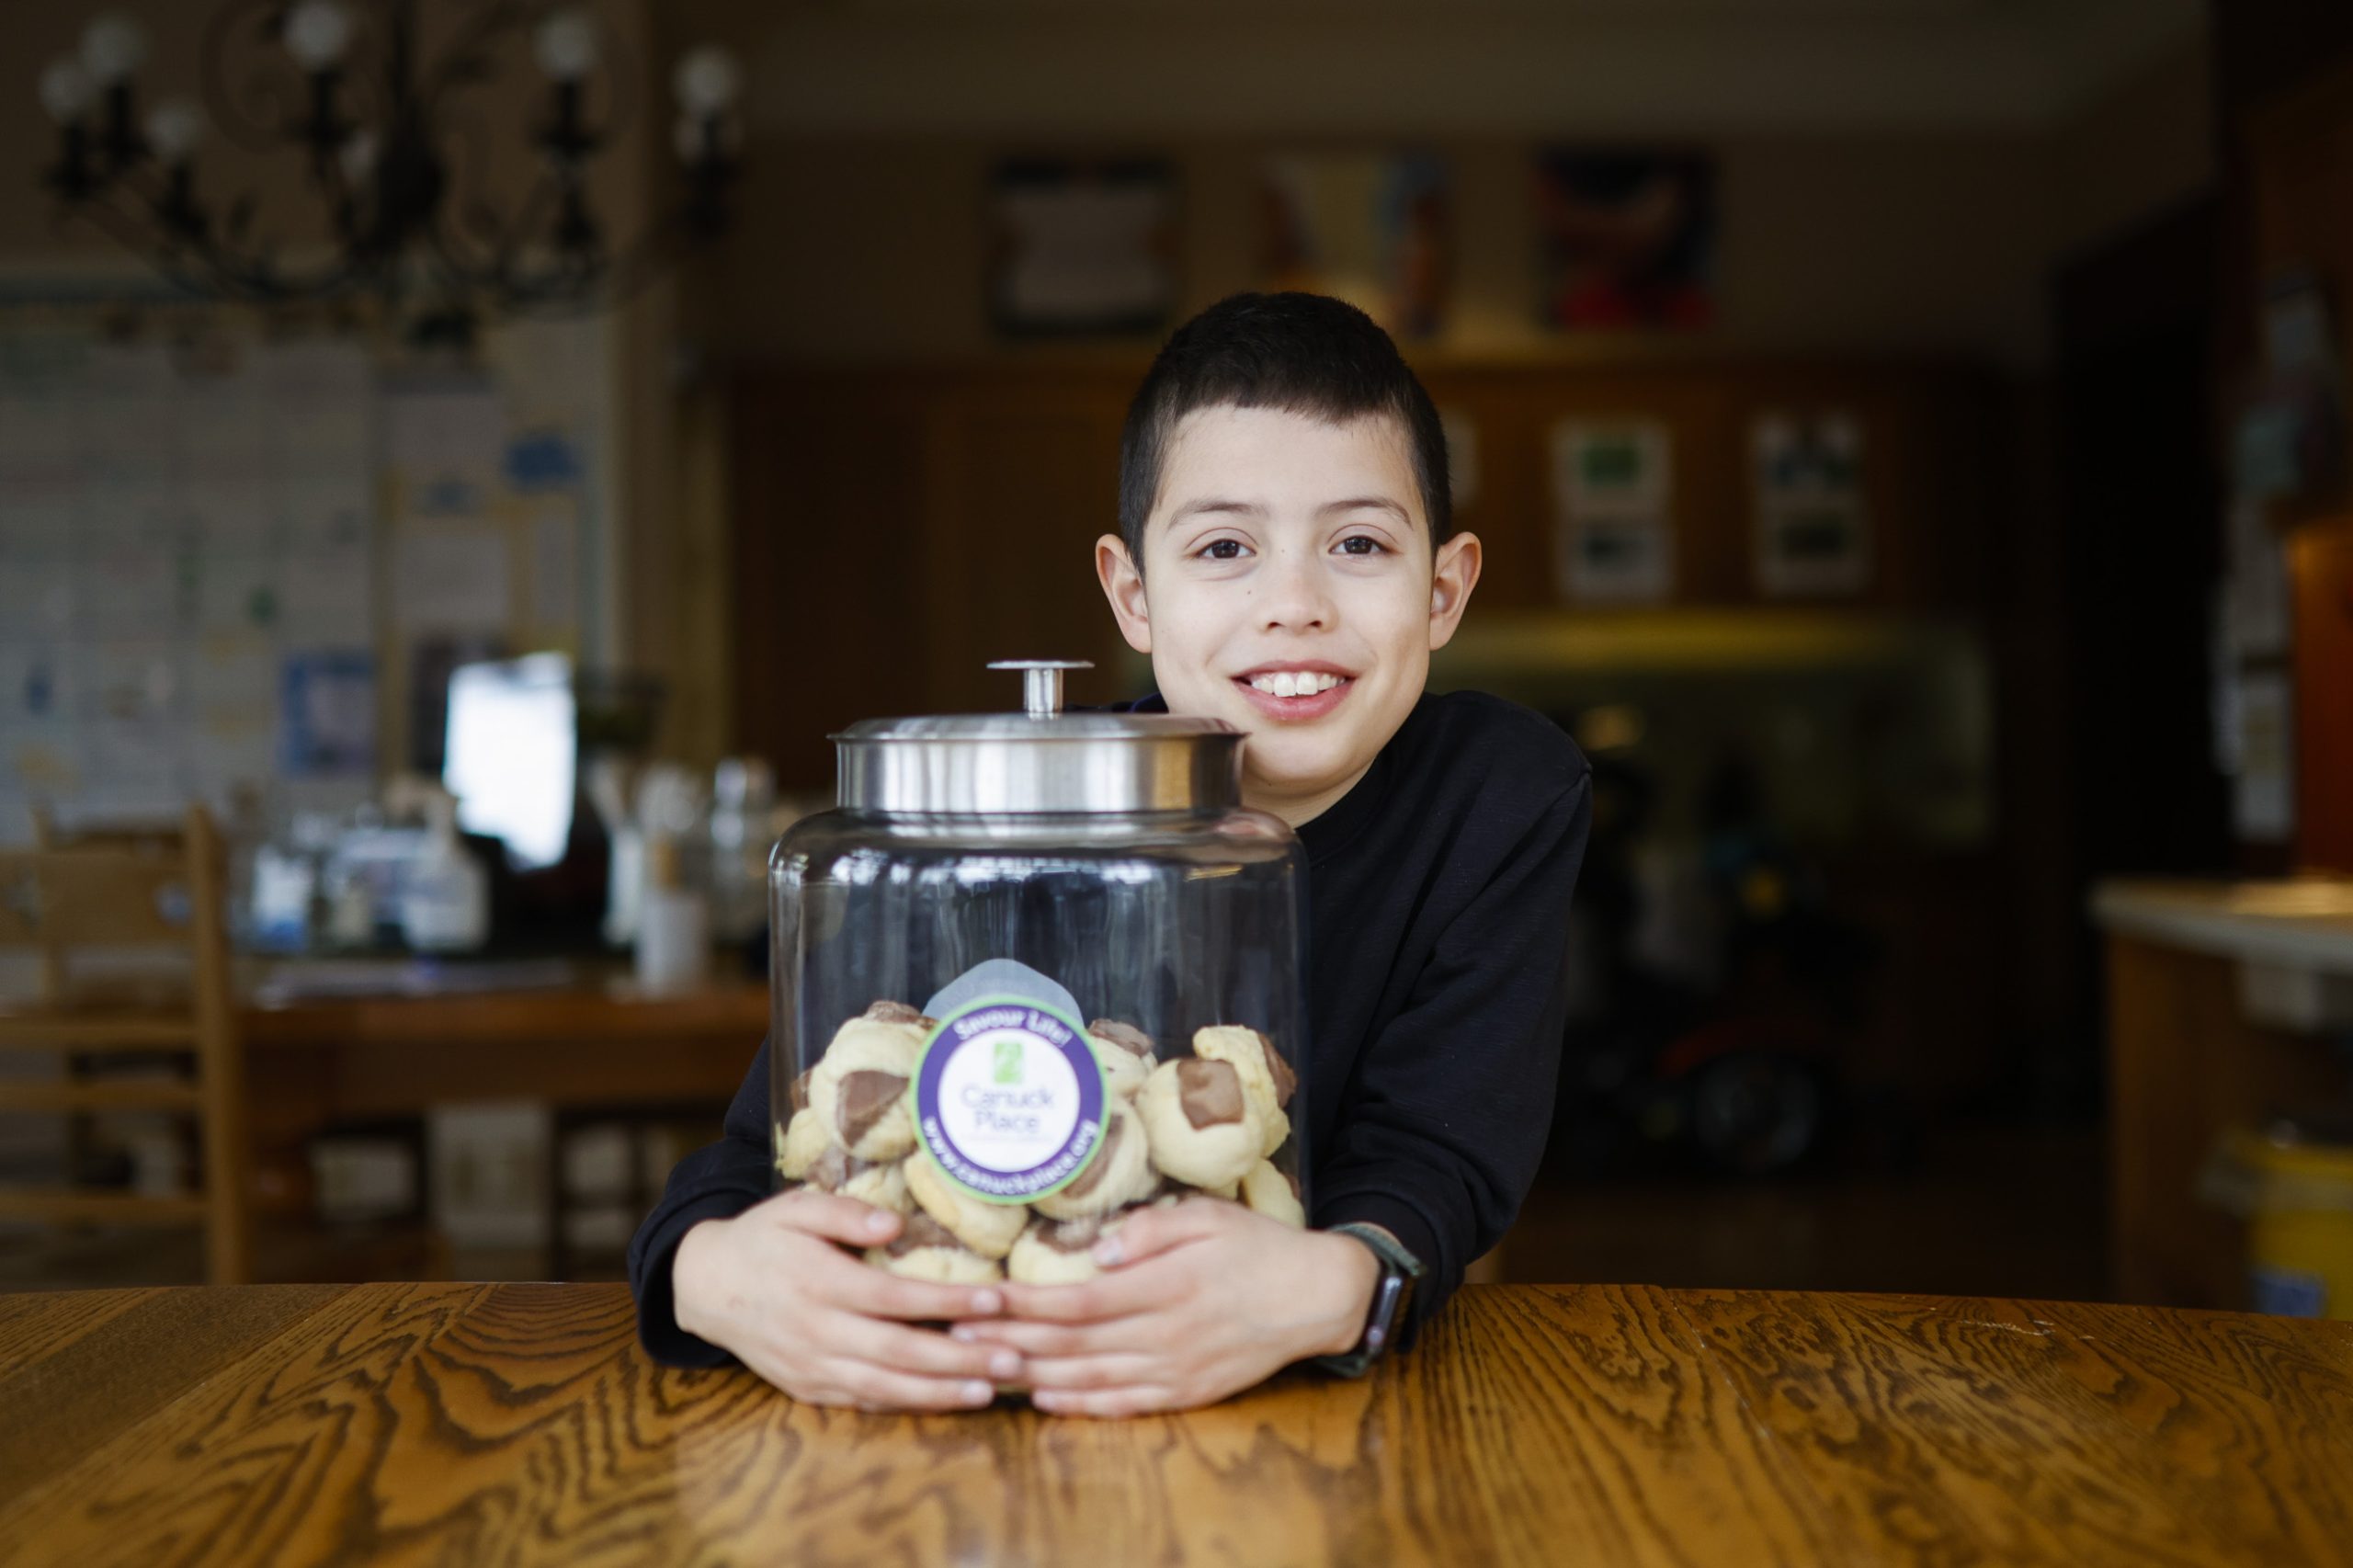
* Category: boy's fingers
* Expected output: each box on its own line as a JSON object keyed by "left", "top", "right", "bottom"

{"left": 821, "top": 1259, "right": 1006, "bottom": 1324}
{"left": 832, "top": 1315, "right": 1022, "bottom": 1382}
{"left": 1031, "top": 1384, "right": 1175, "bottom": 1418}
{"left": 1093, "top": 1199, "right": 1222, "bottom": 1266}
{"left": 1019, "top": 1353, "right": 1162, "bottom": 1392}
{"left": 824, "top": 1358, "right": 1000, "bottom": 1413}
{"left": 999, "top": 1263, "right": 1171, "bottom": 1324}
{"left": 770, "top": 1188, "right": 904, "bottom": 1247}
{"left": 949, "top": 1317, "right": 1148, "bottom": 1358}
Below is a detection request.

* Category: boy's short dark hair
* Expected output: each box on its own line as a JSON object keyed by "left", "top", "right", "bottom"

{"left": 1118, "top": 292, "right": 1451, "bottom": 567}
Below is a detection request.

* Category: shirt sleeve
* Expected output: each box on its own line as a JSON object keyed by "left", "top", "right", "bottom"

{"left": 626, "top": 1035, "right": 777, "bottom": 1367}
{"left": 1308, "top": 768, "right": 1592, "bottom": 1349}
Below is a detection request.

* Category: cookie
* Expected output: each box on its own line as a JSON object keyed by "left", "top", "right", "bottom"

{"left": 1258, "top": 1104, "right": 1291, "bottom": 1162}
{"left": 866, "top": 1209, "right": 1004, "bottom": 1284}
{"left": 1007, "top": 1214, "right": 1109, "bottom": 1285}
{"left": 808, "top": 1004, "right": 927, "bottom": 1162}
{"left": 1191, "top": 1026, "right": 1296, "bottom": 1158}
{"left": 904, "top": 1149, "right": 1029, "bottom": 1259}
{"left": 1136, "top": 1056, "right": 1264, "bottom": 1192}
{"left": 775, "top": 1107, "right": 831, "bottom": 1182}
{"left": 1032, "top": 1097, "right": 1158, "bottom": 1221}
{"left": 1238, "top": 1159, "right": 1305, "bottom": 1228}
{"left": 803, "top": 1144, "right": 913, "bottom": 1214}
{"left": 1085, "top": 1018, "right": 1156, "bottom": 1100}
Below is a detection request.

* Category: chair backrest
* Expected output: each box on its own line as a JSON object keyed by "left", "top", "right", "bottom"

{"left": 0, "top": 807, "right": 247, "bottom": 1283}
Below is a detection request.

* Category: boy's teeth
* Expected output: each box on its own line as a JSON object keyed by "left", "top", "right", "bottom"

{"left": 1249, "top": 672, "right": 1343, "bottom": 698}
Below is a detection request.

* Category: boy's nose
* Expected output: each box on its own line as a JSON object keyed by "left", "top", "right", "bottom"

{"left": 1262, "top": 554, "right": 1336, "bottom": 631}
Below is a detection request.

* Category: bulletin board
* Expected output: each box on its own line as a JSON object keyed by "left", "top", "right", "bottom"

{"left": 0, "top": 307, "right": 611, "bottom": 844}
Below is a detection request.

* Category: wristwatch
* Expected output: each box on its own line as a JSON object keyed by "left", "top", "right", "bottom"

{"left": 1312, "top": 1221, "right": 1426, "bottom": 1379}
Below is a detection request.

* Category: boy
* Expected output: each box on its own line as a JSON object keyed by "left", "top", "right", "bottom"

{"left": 630, "top": 291, "right": 1590, "bottom": 1416}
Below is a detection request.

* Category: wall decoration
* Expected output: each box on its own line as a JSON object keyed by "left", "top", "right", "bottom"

{"left": 1752, "top": 414, "right": 1870, "bottom": 597}
{"left": 988, "top": 158, "right": 1178, "bottom": 336}
{"left": 1551, "top": 419, "right": 1674, "bottom": 604}
{"left": 1536, "top": 148, "right": 1716, "bottom": 332}
{"left": 1259, "top": 151, "right": 1450, "bottom": 337}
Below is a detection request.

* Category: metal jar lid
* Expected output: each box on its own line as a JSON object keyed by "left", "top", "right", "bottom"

{"left": 835, "top": 662, "right": 1244, "bottom": 815}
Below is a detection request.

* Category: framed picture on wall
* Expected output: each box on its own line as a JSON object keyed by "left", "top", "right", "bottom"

{"left": 988, "top": 158, "right": 1178, "bottom": 337}
{"left": 1535, "top": 148, "right": 1716, "bottom": 332}
{"left": 1258, "top": 151, "right": 1450, "bottom": 338}
{"left": 1752, "top": 414, "right": 1870, "bottom": 597}
{"left": 1551, "top": 419, "right": 1675, "bottom": 604}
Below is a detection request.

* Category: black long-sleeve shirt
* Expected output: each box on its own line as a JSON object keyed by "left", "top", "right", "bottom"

{"left": 628, "top": 688, "right": 1591, "bottom": 1365}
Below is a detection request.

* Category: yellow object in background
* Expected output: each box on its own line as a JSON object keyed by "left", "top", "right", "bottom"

{"left": 2207, "top": 1123, "right": 2353, "bottom": 1321}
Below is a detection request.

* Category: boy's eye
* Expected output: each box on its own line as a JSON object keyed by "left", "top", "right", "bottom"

{"left": 1199, "top": 540, "right": 1248, "bottom": 561}
{"left": 1336, "top": 536, "right": 1385, "bottom": 556}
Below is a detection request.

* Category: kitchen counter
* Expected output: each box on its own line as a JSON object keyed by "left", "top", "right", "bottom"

{"left": 2091, "top": 876, "right": 2353, "bottom": 975}
{"left": 3, "top": 1281, "right": 2349, "bottom": 1566}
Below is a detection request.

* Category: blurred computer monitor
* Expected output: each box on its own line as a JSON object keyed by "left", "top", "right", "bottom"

{"left": 443, "top": 653, "right": 577, "bottom": 871}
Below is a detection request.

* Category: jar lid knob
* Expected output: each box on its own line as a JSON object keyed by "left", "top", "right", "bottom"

{"left": 987, "top": 659, "right": 1094, "bottom": 720}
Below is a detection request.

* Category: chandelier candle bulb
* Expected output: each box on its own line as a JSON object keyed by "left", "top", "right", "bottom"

{"left": 533, "top": 11, "right": 599, "bottom": 82}
{"left": 144, "top": 98, "right": 204, "bottom": 165}
{"left": 78, "top": 14, "right": 148, "bottom": 85}
{"left": 284, "top": 1, "right": 354, "bottom": 72}
{"left": 39, "top": 59, "right": 93, "bottom": 124}
{"left": 674, "top": 46, "right": 742, "bottom": 117}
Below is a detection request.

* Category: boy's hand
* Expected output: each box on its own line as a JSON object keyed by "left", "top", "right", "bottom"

{"left": 949, "top": 1197, "right": 1381, "bottom": 1417}
{"left": 672, "top": 1187, "right": 1019, "bottom": 1412}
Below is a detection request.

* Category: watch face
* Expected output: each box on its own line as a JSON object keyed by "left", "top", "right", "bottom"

{"left": 1367, "top": 1271, "right": 1409, "bottom": 1356}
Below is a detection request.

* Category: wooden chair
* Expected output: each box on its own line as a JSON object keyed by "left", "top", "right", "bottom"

{"left": 0, "top": 805, "right": 250, "bottom": 1284}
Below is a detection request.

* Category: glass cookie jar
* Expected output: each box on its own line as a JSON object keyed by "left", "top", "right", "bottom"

{"left": 769, "top": 662, "right": 1308, "bottom": 1288}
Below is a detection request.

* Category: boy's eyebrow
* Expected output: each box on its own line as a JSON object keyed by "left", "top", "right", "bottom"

{"left": 1165, "top": 495, "right": 1411, "bottom": 526}
{"left": 1165, "top": 497, "right": 1266, "bottom": 524}
{"left": 1318, "top": 496, "right": 1412, "bottom": 524}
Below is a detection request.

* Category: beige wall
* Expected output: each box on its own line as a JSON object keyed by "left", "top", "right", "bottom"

{"left": 2052, "top": 34, "right": 2219, "bottom": 260}
{"left": 688, "top": 133, "right": 2062, "bottom": 372}
{"left": 0, "top": 8, "right": 2217, "bottom": 767}
{"left": 684, "top": 33, "right": 2215, "bottom": 377}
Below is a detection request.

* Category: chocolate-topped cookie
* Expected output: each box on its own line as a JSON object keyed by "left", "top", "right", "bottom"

{"left": 1136, "top": 1055, "right": 1263, "bottom": 1190}
{"left": 1034, "top": 1097, "right": 1158, "bottom": 1221}
{"left": 1084, "top": 1018, "right": 1155, "bottom": 1099}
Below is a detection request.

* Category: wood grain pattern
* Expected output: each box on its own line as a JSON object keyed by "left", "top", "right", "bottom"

{"left": 2, "top": 1283, "right": 2348, "bottom": 1567}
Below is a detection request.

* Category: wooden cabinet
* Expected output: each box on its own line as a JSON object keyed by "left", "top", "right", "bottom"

{"left": 2104, "top": 931, "right": 2353, "bottom": 1309}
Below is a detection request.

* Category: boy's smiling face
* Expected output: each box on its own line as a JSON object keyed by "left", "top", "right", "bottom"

{"left": 1097, "top": 403, "right": 1482, "bottom": 825}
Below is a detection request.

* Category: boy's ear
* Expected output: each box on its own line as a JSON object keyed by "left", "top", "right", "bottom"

{"left": 1097, "top": 534, "right": 1153, "bottom": 654}
{"left": 1427, "top": 531, "right": 1482, "bottom": 652}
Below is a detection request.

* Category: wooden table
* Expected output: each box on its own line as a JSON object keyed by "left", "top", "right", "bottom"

{"left": 4, "top": 1283, "right": 2349, "bottom": 1566}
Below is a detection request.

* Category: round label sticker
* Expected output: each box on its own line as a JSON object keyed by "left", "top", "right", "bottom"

{"left": 914, "top": 995, "right": 1107, "bottom": 1203}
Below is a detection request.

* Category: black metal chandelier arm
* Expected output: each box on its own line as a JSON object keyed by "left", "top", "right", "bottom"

{"left": 487, "top": 202, "right": 699, "bottom": 317}
{"left": 420, "top": 0, "right": 545, "bottom": 111}
{"left": 199, "top": 0, "right": 325, "bottom": 153}
{"left": 55, "top": 189, "right": 280, "bottom": 303}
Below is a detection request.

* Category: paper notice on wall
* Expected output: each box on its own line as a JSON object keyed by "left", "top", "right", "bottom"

{"left": 1551, "top": 419, "right": 1673, "bottom": 604}
{"left": 280, "top": 649, "right": 376, "bottom": 778}
{"left": 393, "top": 528, "right": 511, "bottom": 633}
{"left": 2223, "top": 495, "right": 2292, "bottom": 658}
{"left": 2232, "top": 669, "right": 2295, "bottom": 843}
{"left": 385, "top": 381, "right": 505, "bottom": 519}
{"left": 1754, "top": 414, "right": 1870, "bottom": 597}
{"left": 523, "top": 502, "right": 581, "bottom": 632}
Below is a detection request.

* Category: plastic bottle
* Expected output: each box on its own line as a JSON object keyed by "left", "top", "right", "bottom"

{"left": 401, "top": 790, "right": 490, "bottom": 953}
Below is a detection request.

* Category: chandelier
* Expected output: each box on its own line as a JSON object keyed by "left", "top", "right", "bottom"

{"left": 35, "top": 2, "right": 743, "bottom": 345}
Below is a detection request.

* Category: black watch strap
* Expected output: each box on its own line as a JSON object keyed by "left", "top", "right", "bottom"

{"left": 1311, "top": 1221, "right": 1427, "bottom": 1379}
